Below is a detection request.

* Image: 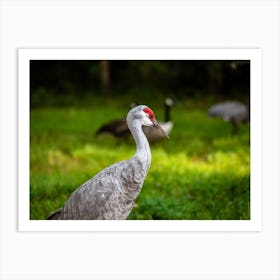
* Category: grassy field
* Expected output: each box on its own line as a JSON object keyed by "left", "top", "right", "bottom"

{"left": 30, "top": 97, "right": 250, "bottom": 220}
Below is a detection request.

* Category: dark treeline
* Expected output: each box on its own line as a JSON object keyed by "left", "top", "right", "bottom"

{"left": 30, "top": 60, "right": 250, "bottom": 107}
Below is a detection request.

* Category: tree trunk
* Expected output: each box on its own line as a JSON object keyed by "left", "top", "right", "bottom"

{"left": 208, "top": 61, "right": 223, "bottom": 96}
{"left": 100, "top": 60, "right": 110, "bottom": 96}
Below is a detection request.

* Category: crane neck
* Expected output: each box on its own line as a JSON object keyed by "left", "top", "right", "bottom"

{"left": 128, "top": 120, "right": 151, "bottom": 165}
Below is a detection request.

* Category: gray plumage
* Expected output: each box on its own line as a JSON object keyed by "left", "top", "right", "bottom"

{"left": 208, "top": 101, "right": 249, "bottom": 133}
{"left": 47, "top": 105, "right": 158, "bottom": 220}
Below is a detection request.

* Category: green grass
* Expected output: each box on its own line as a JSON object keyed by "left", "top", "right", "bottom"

{"left": 30, "top": 98, "right": 250, "bottom": 220}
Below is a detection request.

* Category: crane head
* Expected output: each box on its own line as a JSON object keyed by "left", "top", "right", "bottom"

{"left": 127, "top": 105, "right": 169, "bottom": 139}
{"left": 127, "top": 105, "right": 156, "bottom": 127}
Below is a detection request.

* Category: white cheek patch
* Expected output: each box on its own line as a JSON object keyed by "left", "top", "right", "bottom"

{"left": 143, "top": 116, "right": 153, "bottom": 126}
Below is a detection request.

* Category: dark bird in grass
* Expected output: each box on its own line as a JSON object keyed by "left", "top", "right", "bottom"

{"left": 96, "top": 98, "right": 174, "bottom": 142}
{"left": 47, "top": 105, "right": 168, "bottom": 220}
{"left": 208, "top": 100, "right": 249, "bottom": 134}
{"left": 95, "top": 103, "right": 137, "bottom": 139}
{"left": 96, "top": 119, "right": 130, "bottom": 138}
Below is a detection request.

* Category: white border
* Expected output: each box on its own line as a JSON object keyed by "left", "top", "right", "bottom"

{"left": 18, "top": 48, "right": 262, "bottom": 232}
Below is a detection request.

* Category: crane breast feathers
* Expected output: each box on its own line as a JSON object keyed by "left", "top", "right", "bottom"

{"left": 60, "top": 159, "right": 147, "bottom": 219}
{"left": 62, "top": 176, "right": 117, "bottom": 219}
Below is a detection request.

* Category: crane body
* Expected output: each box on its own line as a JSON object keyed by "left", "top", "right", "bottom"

{"left": 208, "top": 100, "right": 249, "bottom": 133}
{"left": 47, "top": 105, "right": 162, "bottom": 220}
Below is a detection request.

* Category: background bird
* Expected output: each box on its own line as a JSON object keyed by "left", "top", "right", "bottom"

{"left": 95, "top": 102, "right": 137, "bottom": 139}
{"left": 47, "top": 105, "right": 162, "bottom": 220}
{"left": 208, "top": 100, "right": 249, "bottom": 133}
{"left": 95, "top": 119, "right": 130, "bottom": 138}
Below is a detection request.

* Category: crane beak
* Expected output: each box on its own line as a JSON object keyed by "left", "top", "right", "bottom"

{"left": 152, "top": 119, "right": 158, "bottom": 127}
{"left": 152, "top": 119, "right": 169, "bottom": 139}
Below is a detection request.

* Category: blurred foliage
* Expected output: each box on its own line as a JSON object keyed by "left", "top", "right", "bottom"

{"left": 30, "top": 60, "right": 250, "bottom": 107}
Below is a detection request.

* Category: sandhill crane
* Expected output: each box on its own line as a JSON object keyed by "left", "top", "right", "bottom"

{"left": 208, "top": 100, "right": 249, "bottom": 133}
{"left": 47, "top": 105, "right": 167, "bottom": 220}
{"left": 96, "top": 98, "right": 174, "bottom": 142}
